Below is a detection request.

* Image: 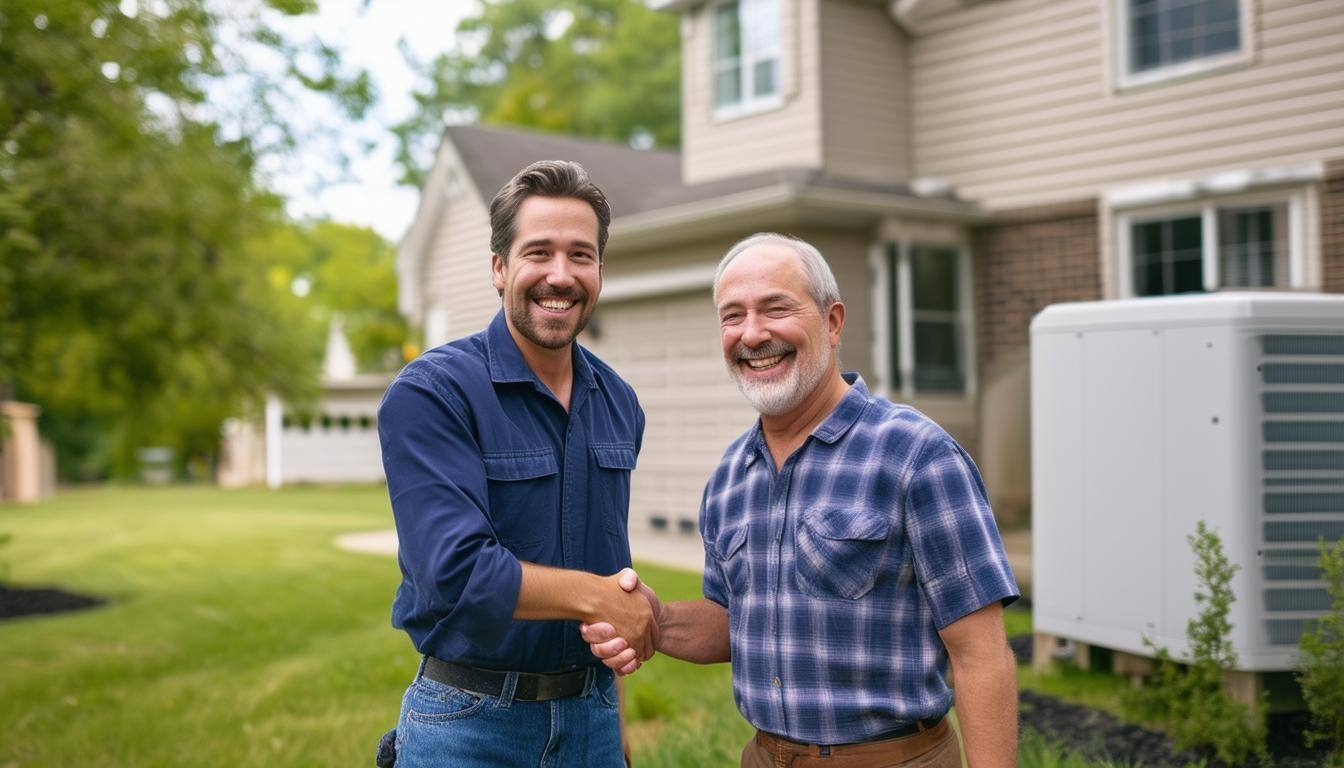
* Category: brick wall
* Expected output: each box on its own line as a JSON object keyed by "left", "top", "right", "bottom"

{"left": 971, "top": 200, "right": 1103, "bottom": 368}
{"left": 1323, "top": 159, "right": 1344, "bottom": 294}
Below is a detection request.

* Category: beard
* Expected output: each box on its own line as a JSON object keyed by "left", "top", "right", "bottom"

{"left": 726, "top": 337, "right": 834, "bottom": 417}
{"left": 509, "top": 284, "right": 592, "bottom": 350}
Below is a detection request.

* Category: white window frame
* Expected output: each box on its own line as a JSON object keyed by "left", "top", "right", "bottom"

{"left": 869, "top": 240, "right": 977, "bottom": 402}
{"left": 709, "top": 0, "right": 784, "bottom": 121}
{"left": 1112, "top": 0, "right": 1254, "bottom": 91}
{"left": 1115, "top": 189, "right": 1309, "bottom": 298}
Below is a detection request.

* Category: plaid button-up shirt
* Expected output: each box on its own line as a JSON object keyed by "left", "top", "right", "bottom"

{"left": 700, "top": 374, "right": 1018, "bottom": 744}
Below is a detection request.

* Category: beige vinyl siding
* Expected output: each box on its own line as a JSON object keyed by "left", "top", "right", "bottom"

{"left": 423, "top": 192, "right": 498, "bottom": 342}
{"left": 583, "top": 290, "right": 757, "bottom": 533}
{"left": 819, "top": 0, "right": 911, "bottom": 183}
{"left": 682, "top": 0, "right": 825, "bottom": 183}
{"left": 910, "top": 0, "right": 1344, "bottom": 210}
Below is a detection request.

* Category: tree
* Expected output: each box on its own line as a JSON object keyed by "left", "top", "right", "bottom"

{"left": 256, "top": 220, "right": 409, "bottom": 373}
{"left": 392, "top": 0, "right": 680, "bottom": 188}
{"left": 1299, "top": 537, "right": 1344, "bottom": 766}
{"left": 0, "top": 0, "right": 371, "bottom": 479}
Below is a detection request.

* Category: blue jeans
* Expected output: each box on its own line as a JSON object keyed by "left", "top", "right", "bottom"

{"left": 390, "top": 661, "right": 624, "bottom": 767}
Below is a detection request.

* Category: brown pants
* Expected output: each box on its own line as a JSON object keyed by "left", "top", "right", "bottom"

{"left": 740, "top": 719, "right": 962, "bottom": 768}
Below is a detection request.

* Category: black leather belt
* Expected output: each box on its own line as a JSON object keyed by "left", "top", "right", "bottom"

{"left": 421, "top": 656, "right": 590, "bottom": 701}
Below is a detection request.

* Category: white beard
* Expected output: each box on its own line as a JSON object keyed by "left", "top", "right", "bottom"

{"left": 728, "top": 338, "right": 834, "bottom": 417}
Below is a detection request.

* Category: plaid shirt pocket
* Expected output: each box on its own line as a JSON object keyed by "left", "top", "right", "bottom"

{"left": 795, "top": 507, "right": 895, "bottom": 600}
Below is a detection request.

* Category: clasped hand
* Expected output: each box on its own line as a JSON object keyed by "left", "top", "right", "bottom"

{"left": 583, "top": 569, "right": 663, "bottom": 676}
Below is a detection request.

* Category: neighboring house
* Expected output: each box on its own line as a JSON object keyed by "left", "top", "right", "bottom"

{"left": 219, "top": 319, "right": 392, "bottom": 488}
{"left": 396, "top": 0, "right": 1344, "bottom": 533}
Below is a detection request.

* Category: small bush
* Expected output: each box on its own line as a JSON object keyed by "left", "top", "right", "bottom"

{"left": 1298, "top": 537, "right": 1344, "bottom": 766}
{"left": 1126, "top": 521, "right": 1268, "bottom": 765}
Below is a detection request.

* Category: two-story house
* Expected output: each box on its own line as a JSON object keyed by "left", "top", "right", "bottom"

{"left": 396, "top": 0, "right": 1344, "bottom": 535}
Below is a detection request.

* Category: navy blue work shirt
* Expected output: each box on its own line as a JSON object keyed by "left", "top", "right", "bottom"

{"left": 378, "top": 310, "right": 644, "bottom": 672}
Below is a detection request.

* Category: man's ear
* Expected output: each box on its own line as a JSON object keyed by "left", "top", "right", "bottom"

{"left": 491, "top": 253, "right": 506, "bottom": 296}
{"left": 827, "top": 301, "right": 846, "bottom": 345}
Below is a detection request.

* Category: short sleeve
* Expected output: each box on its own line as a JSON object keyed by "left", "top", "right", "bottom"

{"left": 904, "top": 437, "right": 1019, "bottom": 630}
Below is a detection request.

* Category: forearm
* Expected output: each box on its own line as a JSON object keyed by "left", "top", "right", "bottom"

{"left": 514, "top": 562, "right": 605, "bottom": 621}
{"left": 949, "top": 644, "right": 1018, "bottom": 768}
{"left": 657, "top": 598, "right": 730, "bottom": 663}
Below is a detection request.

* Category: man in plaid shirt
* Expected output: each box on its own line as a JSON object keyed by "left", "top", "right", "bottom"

{"left": 584, "top": 233, "right": 1020, "bottom": 767}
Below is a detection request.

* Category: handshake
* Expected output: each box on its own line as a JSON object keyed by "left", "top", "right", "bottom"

{"left": 581, "top": 568, "right": 663, "bottom": 676}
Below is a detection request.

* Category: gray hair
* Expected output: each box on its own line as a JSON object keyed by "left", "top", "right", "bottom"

{"left": 712, "top": 233, "right": 841, "bottom": 310}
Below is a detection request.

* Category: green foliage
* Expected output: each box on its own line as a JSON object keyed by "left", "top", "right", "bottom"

{"left": 1298, "top": 537, "right": 1344, "bottom": 765}
{"left": 0, "top": 0, "right": 372, "bottom": 479}
{"left": 392, "top": 0, "right": 681, "bottom": 187}
{"left": 253, "top": 220, "right": 408, "bottom": 373}
{"left": 1125, "top": 521, "right": 1268, "bottom": 765}
{"left": 1016, "top": 729, "right": 1141, "bottom": 768}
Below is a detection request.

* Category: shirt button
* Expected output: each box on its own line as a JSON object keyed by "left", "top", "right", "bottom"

{"left": 772, "top": 676, "right": 781, "bottom": 687}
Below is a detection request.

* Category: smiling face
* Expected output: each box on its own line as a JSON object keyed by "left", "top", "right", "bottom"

{"left": 491, "top": 196, "right": 602, "bottom": 354}
{"left": 716, "top": 243, "right": 843, "bottom": 417}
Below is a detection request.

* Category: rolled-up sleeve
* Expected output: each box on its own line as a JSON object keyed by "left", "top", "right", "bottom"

{"left": 905, "top": 437, "right": 1019, "bottom": 630}
{"left": 378, "top": 374, "right": 523, "bottom": 655}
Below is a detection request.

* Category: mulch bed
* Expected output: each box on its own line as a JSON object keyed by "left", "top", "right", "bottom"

{"left": 0, "top": 585, "right": 106, "bottom": 621}
{"left": 1009, "top": 635, "right": 1329, "bottom": 767}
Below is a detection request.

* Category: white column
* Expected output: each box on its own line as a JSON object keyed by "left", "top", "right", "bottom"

{"left": 265, "top": 394, "right": 283, "bottom": 489}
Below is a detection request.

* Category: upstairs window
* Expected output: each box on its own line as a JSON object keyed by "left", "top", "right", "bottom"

{"left": 1119, "top": 0, "right": 1246, "bottom": 87}
{"left": 712, "top": 0, "right": 781, "bottom": 115}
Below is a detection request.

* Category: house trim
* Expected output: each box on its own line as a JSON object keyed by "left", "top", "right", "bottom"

{"left": 601, "top": 262, "right": 720, "bottom": 303}
{"left": 396, "top": 137, "right": 486, "bottom": 324}
{"left": 610, "top": 182, "right": 987, "bottom": 250}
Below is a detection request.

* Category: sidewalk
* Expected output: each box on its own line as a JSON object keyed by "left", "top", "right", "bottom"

{"left": 332, "top": 527, "right": 705, "bottom": 570}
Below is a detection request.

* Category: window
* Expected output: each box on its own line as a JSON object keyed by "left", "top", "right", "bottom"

{"left": 711, "top": 0, "right": 780, "bottom": 115}
{"left": 1125, "top": 201, "right": 1294, "bottom": 297}
{"left": 1117, "top": 0, "right": 1247, "bottom": 87}
{"left": 879, "top": 243, "right": 971, "bottom": 396}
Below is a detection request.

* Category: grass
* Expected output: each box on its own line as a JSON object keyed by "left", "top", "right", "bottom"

{"left": 0, "top": 486, "right": 1132, "bottom": 767}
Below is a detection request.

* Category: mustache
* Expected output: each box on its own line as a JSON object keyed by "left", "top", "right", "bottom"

{"left": 528, "top": 286, "right": 588, "bottom": 302}
{"left": 732, "top": 339, "right": 795, "bottom": 362}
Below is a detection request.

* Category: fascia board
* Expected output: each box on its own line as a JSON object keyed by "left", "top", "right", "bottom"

{"left": 609, "top": 182, "right": 988, "bottom": 250}
{"left": 395, "top": 133, "right": 487, "bottom": 322}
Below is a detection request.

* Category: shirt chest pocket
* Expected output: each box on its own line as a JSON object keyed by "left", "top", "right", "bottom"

{"left": 794, "top": 507, "right": 894, "bottom": 601}
{"left": 590, "top": 442, "right": 636, "bottom": 537}
{"left": 482, "top": 449, "right": 558, "bottom": 557}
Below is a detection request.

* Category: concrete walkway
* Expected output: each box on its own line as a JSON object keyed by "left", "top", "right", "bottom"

{"left": 336, "top": 526, "right": 1033, "bottom": 595}
{"left": 331, "top": 528, "right": 706, "bottom": 570}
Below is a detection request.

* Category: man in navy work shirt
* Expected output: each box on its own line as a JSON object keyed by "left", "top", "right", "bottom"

{"left": 585, "top": 233, "right": 1020, "bottom": 767}
{"left": 376, "top": 160, "right": 657, "bottom": 768}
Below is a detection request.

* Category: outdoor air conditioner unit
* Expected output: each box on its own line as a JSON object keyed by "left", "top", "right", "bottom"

{"left": 1030, "top": 292, "right": 1344, "bottom": 671}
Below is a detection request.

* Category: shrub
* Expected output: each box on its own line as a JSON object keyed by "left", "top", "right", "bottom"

{"left": 1298, "top": 537, "right": 1344, "bottom": 766}
{"left": 1126, "top": 521, "right": 1268, "bottom": 765}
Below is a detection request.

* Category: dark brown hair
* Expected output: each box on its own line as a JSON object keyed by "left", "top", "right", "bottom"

{"left": 488, "top": 160, "right": 611, "bottom": 263}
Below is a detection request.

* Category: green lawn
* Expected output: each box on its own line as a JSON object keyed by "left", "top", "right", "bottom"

{"left": 0, "top": 486, "right": 1122, "bottom": 767}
